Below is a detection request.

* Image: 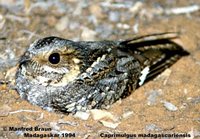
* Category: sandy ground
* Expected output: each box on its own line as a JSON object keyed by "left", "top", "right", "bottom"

{"left": 0, "top": 0, "right": 199, "bottom": 138}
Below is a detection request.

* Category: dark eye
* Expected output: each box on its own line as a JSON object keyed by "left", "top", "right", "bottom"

{"left": 48, "top": 53, "right": 60, "bottom": 64}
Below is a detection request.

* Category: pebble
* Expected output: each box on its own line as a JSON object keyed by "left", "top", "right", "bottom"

{"left": 122, "top": 111, "right": 134, "bottom": 119}
{"left": 55, "top": 16, "right": 69, "bottom": 31}
{"left": 73, "top": 1, "right": 85, "bottom": 16}
{"left": 133, "top": 23, "right": 139, "bottom": 33}
{"left": 35, "top": 113, "right": 44, "bottom": 120}
{"left": 109, "top": 11, "right": 120, "bottom": 22}
{"left": 0, "top": 47, "right": 18, "bottom": 71}
{"left": 74, "top": 111, "right": 90, "bottom": 120}
{"left": 0, "top": 14, "right": 5, "bottom": 30}
{"left": 116, "top": 23, "right": 130, "bottom": 29}
{"left": 29, "top": 1, "right": 67, "bottom": 15}
{"left": 129, "top": 1, "right": 143, "bottom": 14}
{"left": 165, "top": 5, "right": 200, "bottom": 15}
{"left": 5, "top": 66, "right": 18, "bottom": 82}
{"left": 15, "top": 130, "right": 24, "bottom": 136}
{"left": 58, "top": 119, "right": 78, "bottom": 126}
{"left": 147, "top": 90, "right": 162, "bottom": 106}
{"left": 180, "top": 103, "right": 187, "bottom": 109}
{"left": 120, "top": 11, "right": 133, "bottom": 22}
{"left": 69, "top": 21, "right": 80, "bottom": 30}
{"left": 191, "top": 96, "right": 200, "bottom": 104}
{"left": 0, "top": 110, "right": 9, "bottom": 117}
{"left": 46, "top": 16, "right": 57, "bottom": 27}
{"left": 89, "top": 5, "right": 103, "bottom": 18}
{"left": 50, "top": 122, "right": 60, "bottom": 130}
{"left": 95, "top": 24, "right": 113, "bottom": 38}
{"left": 99, "top": 120, "right": 120, "bottom": 129}
{"left": 87, "top": 15, "right": 98, "bottom": 26}
{"left": 81, "top": 27, "right": 97, "bottom": 41}
{"left": 162, "top": 101, "right": 178, "bottom": 111}
{"left": 145, "top": 124, "right": 161, "bottom": 131}
{"left": 0, "top": 105, "right": 11, "bottom": 117}
{"left": 0, "top": 0, "right": 16, "bottom": 7}
{"left": 90, "top": 109, "right": 116, "bottom": 121}
{"left": 100, "top": 2, "right": 131, "bottom": 9}
{"left": 6, "top": 15, "right": 30, "bottom": 26}
{"left": 183, "top": 88, "right": 188, "bottom": 94}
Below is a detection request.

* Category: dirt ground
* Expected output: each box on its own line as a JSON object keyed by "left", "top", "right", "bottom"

{"left": 0, "top": 0, "right": 200, "bottom": 139}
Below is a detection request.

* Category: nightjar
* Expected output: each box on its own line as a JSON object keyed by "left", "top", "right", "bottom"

{"left": 15, "top": 32, "right": 189, "bottom": 113}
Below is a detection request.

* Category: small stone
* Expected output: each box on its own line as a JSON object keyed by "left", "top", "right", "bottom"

{"left": 116, "top": 23, "right": 130, "bottom": 29}
{"left": 58, "top": 119, "right": 78, "bottom": 126}
{"left": 5, "top": 66, "right": 18, "bottom": 82}
{"left": 133, "top": 23, "right": 139, "bottom": 33}
{"left": 89, "top": 5, "right": 103, "bottom": 18}
{"left": 145, "top": 124, "right": 161, "bottom": 131}
{"left": 15, "top": 131, "right": 24, "bottom": 136}
{"left": 67, "top": 0, "right": 78, "bottom": 2}
{"left": 69, "top": 21, "right": 80, "bottom": 30}
{"left": 55, "top": 16, "right": 69, "bottom": 31}
{"left": 0, "top": 0, "right": 16, "bottom": 6}
{"left": 122, "top": 111, "right": 134, "bottom": 119}
{"left": 100, "top": 120, "right": 120, "bottom": 129}
{"left": 90, "top": 109, "right": 116, "bottom": 121}
{"left": 73, "top": 2, "right": 84, "bottom": 16}
{"left": 95, "top": 24, "right": 113, "bottom": 39}
{"left": 81, "top": 27, "right": 97, "bottom": 41}
{"left": 108, "top": 11, "right": 120, "bottom": 22}
{"left": 187, "top": 128, "right": 195, "bottom": 139}
{"left": 0, "top": 14, "right": 5, "bottom": 30}
{"left": 0, "top": 111, "right": 9, "bottom": 117}
{"left": 146, "top": 90, "right": 162, "bottom": 106}
{"left": 183, "top": 88, "right": 188, "bottom": 94}
{"left": 191, "top": 96, "right": 200, "bottom": 104}
{"left": 0, "top": 105, "right": 11, "bottom": 117}
{"left": 36, "top": 113, "right": 44, "bottom": 120}
{"left": 129, "top": 1, "right": 143, "bottom": 14}
{"left": 50, "top": 122, "right": 60, "bottom": 130}
{"left": 74, "top": 111, "right": 90, "bottom": 120}
{"left": 87, "top": 15, "right": 98, "bottom": 26}
{"left": 46, "top": 16, "right": 57, "bottom": 27}
{"left": 162, "top": 101, "right": 178, "bottom": 111}
{"left": 180, "top": 103, "right": 187, "bottom": 109}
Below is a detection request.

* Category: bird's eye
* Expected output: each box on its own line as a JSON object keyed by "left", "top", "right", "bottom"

{"left": 48, "top": 53, "right": 60, "bottom": 64}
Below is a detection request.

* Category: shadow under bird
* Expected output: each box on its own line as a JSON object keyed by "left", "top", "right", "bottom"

{"left": 15, "top": 32, "right": 189, "bottom": 113}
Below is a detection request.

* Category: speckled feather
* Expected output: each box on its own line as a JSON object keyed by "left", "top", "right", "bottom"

{"left": 15, "top": 32, "right": 189, "bottom": 113}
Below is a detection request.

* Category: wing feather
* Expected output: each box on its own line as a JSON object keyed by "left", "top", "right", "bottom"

{"left": 120, "top": 32, "right": 189, "bottom": 85}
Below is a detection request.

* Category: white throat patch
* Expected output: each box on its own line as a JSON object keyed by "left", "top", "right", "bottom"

{"left": 43, "top": 65, "right": 69, "bottom": 74}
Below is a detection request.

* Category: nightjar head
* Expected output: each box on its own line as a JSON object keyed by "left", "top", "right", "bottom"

{"left": 16, "top": 37, "right": 83, "bottom": 110}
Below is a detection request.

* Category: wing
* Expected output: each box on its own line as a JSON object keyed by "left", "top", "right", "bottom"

{"left": 120, "top": 32, "right": 189, "bottom": 86}
{"left": 75, "top": 42, "right": 142, "bottom": 108}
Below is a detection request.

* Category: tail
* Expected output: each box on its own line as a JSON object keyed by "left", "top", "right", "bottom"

{"left": 120, "top": 32, "right": 189, "bottom": 86}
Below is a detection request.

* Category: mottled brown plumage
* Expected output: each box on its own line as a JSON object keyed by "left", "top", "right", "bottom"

{"left": 15, "top": 32, "right": 189, "bottom": 113}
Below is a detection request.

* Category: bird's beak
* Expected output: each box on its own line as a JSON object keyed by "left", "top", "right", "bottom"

{"left": 19, "top": 52, "right": 31, "bottom": 64}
